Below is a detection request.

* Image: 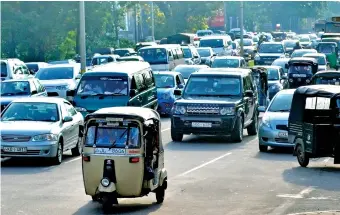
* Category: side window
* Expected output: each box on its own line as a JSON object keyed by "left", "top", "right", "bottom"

{"left": 14, "top": 66, "right": 23, "bottom": 75}
{"left": 60, "top": 103, "right": 70, "bottom": 118}
{"left": 247, "top": 76, "right": 254, "bottom": 91}
{"left": 30, "top": 80, "right": 37, "bottom": 92}
{"left": 31, "top": 80, "right": 41, "bottom": 93}
{"left": 243, "top": 77, "right": 251, "bottom": 92}
{"left": 131, "top": 77, "right": 138, "bottom": 91}
{"left": 168, "top": 51, "right": 173, "bottom": 61}
{"left": 178, "top": 74, "right": 185, "bottom": 84}
{"left": 177, "top": 48, "right": 184, "bottom": 59}
{"left": 142, "top": 70, "right": 155, "bottom": 88}
{"left": 134, "top": 73, "right": 147, "bottom": 92}
{"left": 64, "top": 102, "right": 77, "bottom": 116}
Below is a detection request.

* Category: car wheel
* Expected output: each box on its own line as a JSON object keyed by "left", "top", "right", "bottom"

{"left": 296, "top": 144, "right": 309, "bottom": 167}
{"left": 71, "top": 137, "right": 82, "bottom": 156}
{"left": 51, "top": 142, "right": 63, "bottom": 165}
{"left": 231, "top": 117, "right": 243, "bottom": 142}
{"left": 171, "top": 128, "right": 183, "bottom": 142}
{"left": 247, "top": 113, "right": 258, "bottom": 135}
{"left": 259, "top": 145, "right": 268, "bottom": 152}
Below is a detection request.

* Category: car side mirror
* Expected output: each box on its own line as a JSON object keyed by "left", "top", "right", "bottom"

{"left": 66, "top": 89, "right": 75, "bottom": 97}
{"left": 194, "top": 55, "right": 199, "bottom": 59}
{"left": 130, "top": 89, "right": 137, "bottom": 97}
{"left": 76, "top": 74, "right": 82, "bottom": 79}
{"left": 63, "top": 116, "right": 73, "bottom": 122}
{"left": 178, "top": 84, "right": 185, "bottom": 89}
{"left": 245, "top": 90, "right": 254, "bottom": 97}
{"left": 174, "top": 89, "right": 182, "bottom": 96}
{"left": 213, "top": 53, "right": 217, "bottom": 56}
{"left": 31, "top": 90, "right": 38, "bottom": 95}
{"left": 258, "top": 106, "right": 266, "bottom": 112}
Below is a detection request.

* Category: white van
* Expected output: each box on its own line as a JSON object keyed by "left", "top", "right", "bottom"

{"left": 199, "top": 35, "right": 233, "bottom": 56}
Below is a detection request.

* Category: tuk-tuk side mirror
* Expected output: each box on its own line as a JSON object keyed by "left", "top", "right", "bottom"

{"left": 258, "top": 106, "right": 266, "bottom": 112}
{"left": 245, "top": 90, "right": 254, "bottom": 97}
{"left": 174, "top": 89, "right": 182, "bottom": 96}
{"left": 66, "top": 89, "right": 75, "bottom": 97}
{"left": 63, "top": 116, "right": 73, "bottom": 122}
{"left": 130, "top": 89, "right": 137, "bottom": 97}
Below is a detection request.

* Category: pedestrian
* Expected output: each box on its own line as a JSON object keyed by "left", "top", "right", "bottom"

{"left": 293, "top": 41, "right": 302, "bottom": 50}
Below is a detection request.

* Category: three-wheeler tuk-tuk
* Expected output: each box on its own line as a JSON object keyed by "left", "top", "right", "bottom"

{"left": 288, "top": 85, "right": 340, "bottom": 167}
{"left": 311, "top": 70, "right": 340, "bottom": 85}
{"left": 285, "top": 57, "right": 318, "bottom": 89}
{"left": 251, "top": 66, "right": 270, "bottom": 111}
{"left": 81, "top": 107, "right": 167, "bottom": 211}
{"left": 316, "top": 42, "right": 339, "bottom": 70}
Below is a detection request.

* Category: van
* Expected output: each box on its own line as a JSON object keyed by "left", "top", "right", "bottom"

{"left": 1, "top": 58, "right": 34, "bottom": 81}
{"left": 67, "top": 61, "right": 158, "bottom": 117}
{"left": 199, "top": 35, "right": 233, "bottom": 56}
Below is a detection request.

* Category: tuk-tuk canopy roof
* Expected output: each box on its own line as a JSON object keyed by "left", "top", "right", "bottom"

{"left": 86, "top": 107, "right": 160, "bottom": 122}
{"left": 288, "top": 57, "right": 318, "bottom": 65}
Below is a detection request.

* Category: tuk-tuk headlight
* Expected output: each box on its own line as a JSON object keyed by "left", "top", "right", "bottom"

{"left": 220, "top": 107, "right": 234, "bottom": 115}
{"left": 101, "top": 178, "right": 110, "bottom": 187}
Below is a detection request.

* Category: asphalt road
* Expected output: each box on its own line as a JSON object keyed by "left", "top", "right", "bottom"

{"left": 1, "top": 117, "right": 340, "bottom": 215}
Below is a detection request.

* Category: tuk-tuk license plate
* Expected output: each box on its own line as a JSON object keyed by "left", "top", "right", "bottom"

{"left": 292, "top": 74, "right": 306, "bottom": 78}
{"left": 192, "top": 122, "right": 212, "bottom": 128}
{"left": 94, "top": 148, "right": 126, "bottom": 155}
{"left": 278, "top": 132, "right": 288, "bottom": 138}
{"left": 3, "top": 147, "right": 27, "bottom": 153}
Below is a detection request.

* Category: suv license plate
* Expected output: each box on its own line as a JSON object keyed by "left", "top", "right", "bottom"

{"left": 192, "top": 122, "right": 212, "bottom": 128}
{"left": 278, "top": 132, "right": 288, "bottom": 138}
{"left": 3, "top": 147, "right": 27, "bottom": 153}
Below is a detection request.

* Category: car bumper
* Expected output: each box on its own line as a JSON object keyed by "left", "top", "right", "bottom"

{"left": 258, "top": 125, "right": 293, "bottom": 148}
{"left": 171, "top": 115, "right": 237, "bottom": 135}
{"left": 0, "top": 141, "right": 59, "bottom": 158}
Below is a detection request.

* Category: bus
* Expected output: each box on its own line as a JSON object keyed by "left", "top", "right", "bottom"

{"left": 325, "top": 16, "right": 340, "bottom": 33}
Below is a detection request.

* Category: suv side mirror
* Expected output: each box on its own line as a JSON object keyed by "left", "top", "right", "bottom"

{"left": 174, "top": 89, "right": 182, "bottom": 96}
{"left": 75, "top": 74, "right": 82, "bottom": 79}
{"left": 63, "top": 116, "right": 73, "bottom": 122}
{"left": 130, "top": 89, "right": 137, "bottom": 97}
{"left": 245, "top": 90, "right": 254, "bottom": 97}
{"left": 66, "top": 89, "right": 75, "bottom": 97}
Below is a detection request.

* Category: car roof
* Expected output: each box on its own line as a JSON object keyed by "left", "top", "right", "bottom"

{"left": 93, "top": 54, "right": 116, "bottom": 58}
{"left": 272, "top": 58, "right": 290, "bottom": 62}
{"left": 45, "top": 63, "right": 80, "bottom": 68}
{"left": 276, "top": 89, "right": 296, "bottom": 95}
{"left": 214, "top": 56, "right": 243, "bottom": 60}
{"left": 11, "top": 97, "right": 67, "bottom": 104}
{"left": 25, "top": 62, "right": 48, "bottom": 65}
{"left": 175, "top": 64, "right": 209, "bottom": 68}
{"left": 91, "top": 107, "right": 160, "bottom": 121}
{"left": 85, "top": 61, "right": 150, "bottom": 74}
{"left": 199, "top": 35, "right": 231, "bottom": 40}
{"left": 261, "top": 42, "right": 283, "bottom": 45}
{"left": 153, "top": 71, "right": 181, "bottom": 76}
{"left": 193, "top": 68, "right": 251, "bottom": 77}
{"left": 289, "top": 57, "right": 318, "bottom": 63}
{"left": 293, "top": 49, "right": 317, "bottom": 53}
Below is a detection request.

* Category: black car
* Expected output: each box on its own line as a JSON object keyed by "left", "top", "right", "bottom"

{"left": 171, "top": 68, "right": 259, "bottom": 142}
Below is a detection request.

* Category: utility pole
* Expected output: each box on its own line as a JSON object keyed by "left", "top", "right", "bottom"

{"left": 223, "top": 1, "right": 227, "bottom": 32}
{"left": 240, "top": 1, "right": 244, "bottom": 56}
{"left": 151, "top": 1, "right": 155, "bottom": 41}
{"left": 134, "top": 4, "right": 138, "bottom": 43}
{"left": 79, "top": 1, "right": 86, "bottom": 74}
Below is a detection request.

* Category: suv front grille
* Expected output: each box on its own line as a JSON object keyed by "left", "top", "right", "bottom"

{"left": 186, "top": 104, "right": 220, "bottom": 115}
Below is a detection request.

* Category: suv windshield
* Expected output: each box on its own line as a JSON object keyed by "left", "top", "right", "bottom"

{"left": 299, "top": 37, "right": 310, "bottom": 42}
{"left": 36, "top": 67, "right": 74, "bottom": 80}
{"left": 182, "top": 48, "right": 192, "bottom": 58}
{"left": 258, "top": 44, "right": 284, "bottom": 53}
{"left": 139, "top": 48, "right": 167, "bottom": 64}
{"left": 154, "top": 74, "right": 175, "bottom": 88}
{"left": 197, "top": 49, "right": 211, "bottom": 57}
{"left": 1, "top": 81, "right": 30, "bottom": 96}
{"left": 318, "top": 44, "right": 336, "bottom": 54}
{"left": 199, "top": 39, "right": 224, "bottom": 48}
{"left": 268, "top": 93, "right": 293, "bottom": 112}
{"left": 76, "top": 76, "right": 128, "bottom": 96}
{"left": 183, "top": 76, "right": 241, "bottom": 97}
{"left": 211, "top": 59, "right": 239, "bottom": 68}
{"left": 1, "top": 62, "right": 8, "bottom": 77}
{"left": 267, "top": 68, "right": 280, "bottom": 80}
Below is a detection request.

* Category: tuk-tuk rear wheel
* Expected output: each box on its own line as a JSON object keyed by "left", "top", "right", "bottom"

{"left": 156, "top": 186, "right": 165, "bottom": 204}
{"left": 296, "top": 144, "right": 309, "bottom": 167}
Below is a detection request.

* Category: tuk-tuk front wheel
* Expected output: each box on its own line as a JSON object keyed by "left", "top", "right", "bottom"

{"left": 102, "top": 193, "right": 118, "bottom": 212}
{"left": 296, "top": 144, "right": 309, "bottom": 167}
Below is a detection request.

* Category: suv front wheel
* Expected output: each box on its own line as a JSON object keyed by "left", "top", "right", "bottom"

{"left": 231, "top": 117, "right": 243, "bottom": 142}
{"left": 171, "top": 128, "right": 183, "bottom": 142}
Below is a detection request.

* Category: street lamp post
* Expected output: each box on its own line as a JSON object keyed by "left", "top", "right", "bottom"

{"left": 240, "top": 1, "right": 244, "bottom": 57}
{"left": 79, "top": 1, "right": 86, "bottom": 74}
{"left": 151, "top": 1, "right": 155, "bottom": 41}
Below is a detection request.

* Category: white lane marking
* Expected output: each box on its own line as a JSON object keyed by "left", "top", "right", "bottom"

{"left": 175, "top": 152, "right": 232, "bottom": 178}
{"left": 161, "top": 128, "right": 170, "bottom": 132}
{"left": 277, "top": 187, "right": 315, "bottom": 199}
{"left": 323, "top": 158, "right": 330, "bottom": 163}
{"left": 64, "top": 157, "right": 81, "bottom": 164}
{"left": 287, "top": 210, "right": 340, "bottom": 215}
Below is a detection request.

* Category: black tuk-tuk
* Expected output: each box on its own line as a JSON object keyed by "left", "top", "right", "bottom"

{"left": 288, "top": 85, "right": 340, "bottom": 167}
{"left": 285, "top": 57, "right": 318, "bottom": 89}
{"left": 251, "top": 66, "right": 269, "bottom": 110}
{"left": 311, "top": 70, "right": 340, "bottom": 85}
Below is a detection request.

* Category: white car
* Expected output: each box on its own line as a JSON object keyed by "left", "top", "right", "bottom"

{"left": 35, "top": 64, "right": 81, "bottom": 99}
{"left": 1, "top": 58, "right": 34, "bottom": 81}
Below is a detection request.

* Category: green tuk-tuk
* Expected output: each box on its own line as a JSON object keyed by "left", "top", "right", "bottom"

{"left": 316, "top": 42, "right": 339, "bottom": 70}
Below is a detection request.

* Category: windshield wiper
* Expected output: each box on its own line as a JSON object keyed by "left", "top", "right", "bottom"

{"left": 109, "top": 128, "right": 129, "bottom": 149}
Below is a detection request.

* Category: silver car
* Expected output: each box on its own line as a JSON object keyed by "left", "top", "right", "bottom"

{"left": 258, "top": 89, "right": 295, "bottom": 152}
{"left": 0, "top": 97, "right": 84, "bottom": 165}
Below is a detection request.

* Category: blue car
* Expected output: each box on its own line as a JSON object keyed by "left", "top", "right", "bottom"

{"left": 153, "top": 71, "right": 185, "bottom": 115}
{"left": 0, "top": 78, "right": 47, "bottom": 112}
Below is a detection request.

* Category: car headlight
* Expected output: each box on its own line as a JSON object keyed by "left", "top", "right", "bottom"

{"left": 254, "top": 55, "right": 260, "bottom": 61}
{"left": 75, "top": 107, "right": 87, "bottom": 112}
{"left": 260, "top": 114, "right": 271, "bottom": 129}
{"left": 173, "top": 105, "right": 186, "bottom": 115}
{"left": 101, "top": 177, "right": 110, "bottom": 187}
{"left": 220, "top": 107, "right": 235, "bottom": 115}
{"left": 162, "top": 93, "right": 171, "bottom": 100}
{"left": 56, "top": 85, "right": 69, "bottom": 90}
{"left": 31, "top": 134, "right": 58, "bottom": 142}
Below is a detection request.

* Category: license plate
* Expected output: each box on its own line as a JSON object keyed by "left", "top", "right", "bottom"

{"left": 3, "top": 147, "right": 27, "bottom": 153}
{"left": 94, "top": 148, "right": 126, "bottom": 155}
{"left": 192, "top": 122, "right": 212, "bottom": 128}
{"left": 278, "top": 132, "right": 288, "bottom": 138}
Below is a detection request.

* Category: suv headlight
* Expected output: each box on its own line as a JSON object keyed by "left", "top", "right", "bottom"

{"left": 75, "top": 107, "right": 87, "bottom": 112}
{"left": 31, "top": 134, "right": 58, "bottom": 142}
{"left": 173, "top": 105, "right": 186, "bottom": 115}
{"left": 254, "top": 55, "right": 260, "bottom": 61}
{"left": 56, "top": 85, "right": 69, "bottom": 90}
{"left": 220, "top": 107, "right": 235, "bottom": 115}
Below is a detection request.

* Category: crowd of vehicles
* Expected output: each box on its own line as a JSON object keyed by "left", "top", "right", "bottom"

{"left": 1, "top": 18, "right": 340, "bottom": 211}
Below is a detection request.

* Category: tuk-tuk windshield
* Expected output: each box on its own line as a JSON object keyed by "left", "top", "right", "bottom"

{"left": 85, "top": 126, "right": 140, "bottom": 148}
{"left": 289, "top": 64, "right": 312, "bottom": 74}
{"left": 314, "top": 76, "right": 340, "bottom": 85}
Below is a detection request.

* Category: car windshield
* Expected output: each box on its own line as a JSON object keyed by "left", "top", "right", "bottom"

{"left": 1, "top": 102, "right": 59, "bottom": 122}
{"left": 291, "top": 50, "right": 315, "bottom": 57}
{"left": 113, "top": 50, "right": 130, "bottom": 57}
{"left": 1, "top": 81, "right": 30, "bottom": 96}
{"left": 289, "top": 64, "right": 313, "bottom": 74}
{"left": 76, "top": 76, "right": 128, "bottom": 96}
{"left": 199, "top": 39, "right": 224, "bottom": 48}
{"left": 85, "top": 126, "right": 140, "bottom": 148}
{"left": 284, "top": 41, "right": 297, "bottom": 48}
{"left": 258, "top": 44, "right": 284, "bottom": 53}
{"left": 183, "top": 76, "right": 241, "bottom": 97}
{"left": 267, "top": 68, "right": 280, "bottom": 80}
{"left": 253, "top": 37, "right": 259, "bottom": 42}
{"left": 182, "top": 48, "right": 192, "bottom": 58}
{"left": 139, "top": 48, "right": 168, "bottom": 64}
{"left": 211, "top": 59, "right": 240, "bottom": 68}
{"left": 272, "top": 60, "right": 287, "bottom": 72}
{"left": 268, "top": 93, "right": 293, "bottom": 112}
{"left": 1, "top": 62, "right": 8, "bottom": 77}
{"left": 197, "top": 31, "right": 212, "bottom": 37}
{"left": 36, "top": 67, "right": 74, "bottom": 80}
{"left": 154, "top": 74, "right": 175, "bottom": 88}
{"left": 174, "top": 66, "right": 199, "bottom": 79}
{"left": 197, "top": 49, "right": 211, "bottom": 57}
{"left": 314, "top": 76, "right": 340, "bottom": 85}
